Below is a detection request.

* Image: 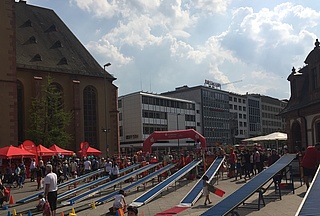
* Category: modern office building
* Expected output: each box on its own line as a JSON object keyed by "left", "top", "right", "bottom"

{"left": 229, "top": 93, "right": 247, "bottom": 143}
{"left": 162, "top": 85, "right": 231, "bottom": 146}
{"left": 118, "top": 92, "right": 200, "bottom": 152}
{"left": 229, "top": 93, "right": 287, "bottom": 143}
{"left": 163, "top": 85, "right": 287, "bottom": 146}
{"left": 260, "top": 95, "right": 287, "bottom": 134}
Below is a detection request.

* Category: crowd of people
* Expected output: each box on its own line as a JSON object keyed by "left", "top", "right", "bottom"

{"left": 1, "top": 142, "right": 319, "bottom": 215}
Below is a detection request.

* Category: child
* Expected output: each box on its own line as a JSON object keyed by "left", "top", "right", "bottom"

{"left": 36, "top": 194, "right": 51, "bottom": 216}
{"left": 113, "top": 189, "right": 126, "bottom": 211}
{"left": 202, "top": 175, "right": 212, "bottom": 205}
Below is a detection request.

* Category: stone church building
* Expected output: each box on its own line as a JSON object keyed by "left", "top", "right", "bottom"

{"left": 0, "top": 0, "right": 119, "bottom": 156}
{"left": 280, "top": 39, "right": 320, "bottom": 152}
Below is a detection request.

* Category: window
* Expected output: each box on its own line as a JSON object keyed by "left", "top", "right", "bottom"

{"left": 234, "top": 105, "right": 237, "bottom": 110}
{"left": 229, "top": 96, "right": 232, "bottom": 101}
{"left": 238, "top": 98, "right": 241, "bottom": 102}
{"left": 229, "top": 104, "right": 233, "bottom": 109}
{"left": 244, "top": 122, "right": 247, "bottom": 127}
{"left": 243, "top": 99, "right": 245, "bottom": 103}
{"left": 143, "top": 124, "right": 167, "bottom": 134}
{"left": 239, "top": 121, "right": 243, "bottom": 127}
{"left": 243, "top": 114, "right": 247, "bottom": 119}
{"left": 234, "top": 97, "right": 237, "bottom": 102}
{"left": 243, "top": 107, "right": 246, "bottom": 111}
{"left": 119, "top": 126, "right": 123, "bottom": 136}
{"left": 185, "top": 114, "right": 195, "bottom": 121}
{"left": 239, "top": 106, "right": 242, "bottom": 111}
{"left": 312, "top": 67, "right": 318, "bottom": 90}
{"left": 239, "top": 113, "right": 242, "bottom": 118}
{"left": 83, "top": 86, "right": 98, "bottom": 147}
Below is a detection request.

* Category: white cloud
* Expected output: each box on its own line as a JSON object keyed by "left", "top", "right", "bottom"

{"left": 86, "top": 40, "right": 132, "bottom": 66}
{"left": 64, "top": 1, "right": 320, "bottom": 99}
{"left": 69, "top": 0, "right": 118, "bottom": 18}
{"left": 192, "top": 0, "right": 232, "bottom": 14}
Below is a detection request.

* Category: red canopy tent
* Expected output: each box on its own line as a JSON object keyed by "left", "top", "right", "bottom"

{"left": 78, "top": 147, "right": 102, "bottom": 157}
{"left": 49, "top": 144, "right": 74, "bottom": 156}
{"left": 0, "top": 145, "right": 36, "bottom": 159}
{"left": 37, "top": 144, "right": 56, "bottom": 157}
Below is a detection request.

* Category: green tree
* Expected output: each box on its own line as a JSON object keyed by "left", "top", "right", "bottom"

{"left": 26, "top": 76, "right": 73, "bottom": 148}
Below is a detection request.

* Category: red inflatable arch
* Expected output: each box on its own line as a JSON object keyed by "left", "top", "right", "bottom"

{"left": 143, "top": 129, "right": 206, "bottom": 153}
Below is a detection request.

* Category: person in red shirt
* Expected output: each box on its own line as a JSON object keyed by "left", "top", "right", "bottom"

{"left": 301, "top": 143, "right": 320, "bottom": 189}
{"left": 185, "top": 152, "right": 191, "bottom": 165}
{"left": 228, "top": 148, "right": 236, "bottom": 178}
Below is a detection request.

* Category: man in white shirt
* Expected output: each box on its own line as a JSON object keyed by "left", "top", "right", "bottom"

{"left": 30, "top": 159, "right": 36, "bottom": 182}
{"left": 111, "top": 163, "right": 120, "bottom": 190}
{"left": 44, "top": 164, "right": 58, "bottom": 216}
{"left": 83, "top": 158, "right": 91, "bottom": 174}
{"left": 70, "top": 159, "right": 78, "bottom": 177}
{"left": 105, "top": 159, "right": 113, "bottom": 176}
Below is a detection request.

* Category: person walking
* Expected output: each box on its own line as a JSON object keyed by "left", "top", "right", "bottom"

{"left": 111, "top": 162, "right": 120, "bottom": 190}
{"left": 301, "top": 143, "right": 320, "bottom": 189}
{"left": 202, "top": 175, "right": 212, "bottom": 205}
{"left": 105, "top": 158, "right": 113, "bottom": 176}
{"left": 44, "top": 164, "right": 58, "bottom": 216}
{"left": 36, "top": 165, "right": 44, "bottom": 190}
{"left": 30, "top": 159, "right": 36, "bottom": 182}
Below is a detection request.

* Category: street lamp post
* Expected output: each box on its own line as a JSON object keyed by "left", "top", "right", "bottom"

{"left": 177, "top": 113, "right": 181, "bottom": 155}
{"left": 104, "top": 63, "right": 111, "bottom": 156}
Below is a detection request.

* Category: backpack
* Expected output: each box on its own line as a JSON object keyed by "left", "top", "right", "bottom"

{"left": 20, "top": 164, "right": 26, "bottom": 174}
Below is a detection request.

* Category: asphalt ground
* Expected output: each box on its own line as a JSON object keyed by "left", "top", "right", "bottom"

{"left": 2, "top": 169, "right": 307, "bottom": 216}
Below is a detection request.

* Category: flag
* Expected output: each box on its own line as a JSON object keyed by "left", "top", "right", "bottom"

{"left": 208, "top": 184, "right": 225, "bottom": 197}
{"left": 115, "top": 209, "right": 125, "bottom": 216}
{"left": 80, "top": 142, "right": 89, "bottom": 157}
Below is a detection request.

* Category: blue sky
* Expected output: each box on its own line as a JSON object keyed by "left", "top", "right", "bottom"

{"left": 27, "top": 0, "right": 320, "bottom": 99}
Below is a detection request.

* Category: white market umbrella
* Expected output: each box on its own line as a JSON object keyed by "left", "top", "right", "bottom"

{"left": 260, "top": 132, "right": 287, "bottom": 141}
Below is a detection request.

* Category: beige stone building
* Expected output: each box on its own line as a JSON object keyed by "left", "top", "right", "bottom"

{"left": 0, "top": 1, "right": 119, "bottom": 156}
{"left": 280, "top": 39, "right": 320, "bottom": 152}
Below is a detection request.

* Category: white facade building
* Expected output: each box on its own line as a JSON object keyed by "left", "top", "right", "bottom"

{"left": 118, "top": 92, "right": 200, "bottom": 152}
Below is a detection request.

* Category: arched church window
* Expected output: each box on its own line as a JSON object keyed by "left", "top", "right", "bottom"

{"left": 83, "top": 86, "right": 98, "bottom": 147}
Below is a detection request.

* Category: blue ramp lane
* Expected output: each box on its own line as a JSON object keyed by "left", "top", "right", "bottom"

{"left": 16, "top": 167, "right": 109, "bottom": 204}
{"left": 180, "top": 156, "right": 225, "bottom": 207}
{"left": 130, "top": 159, "right": 202, "bottom": 207}
{"left": 58, "top": 164, "right": 139, "bottom": 200}
{"left": 95, "top": 163, "right": 177, "bottom": 204}
{"left": 66, "top": 162, "right": 160, "bottom": 205}
{"left": 295, "top": 165, "right": 320, "bottom": 216}
{"left": 201, "top": 154, "right": 296, "bottom": 216}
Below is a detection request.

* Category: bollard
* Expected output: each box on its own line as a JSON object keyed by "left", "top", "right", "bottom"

{"left": 68, "top": 207, "right": 76, "bottom": 216}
